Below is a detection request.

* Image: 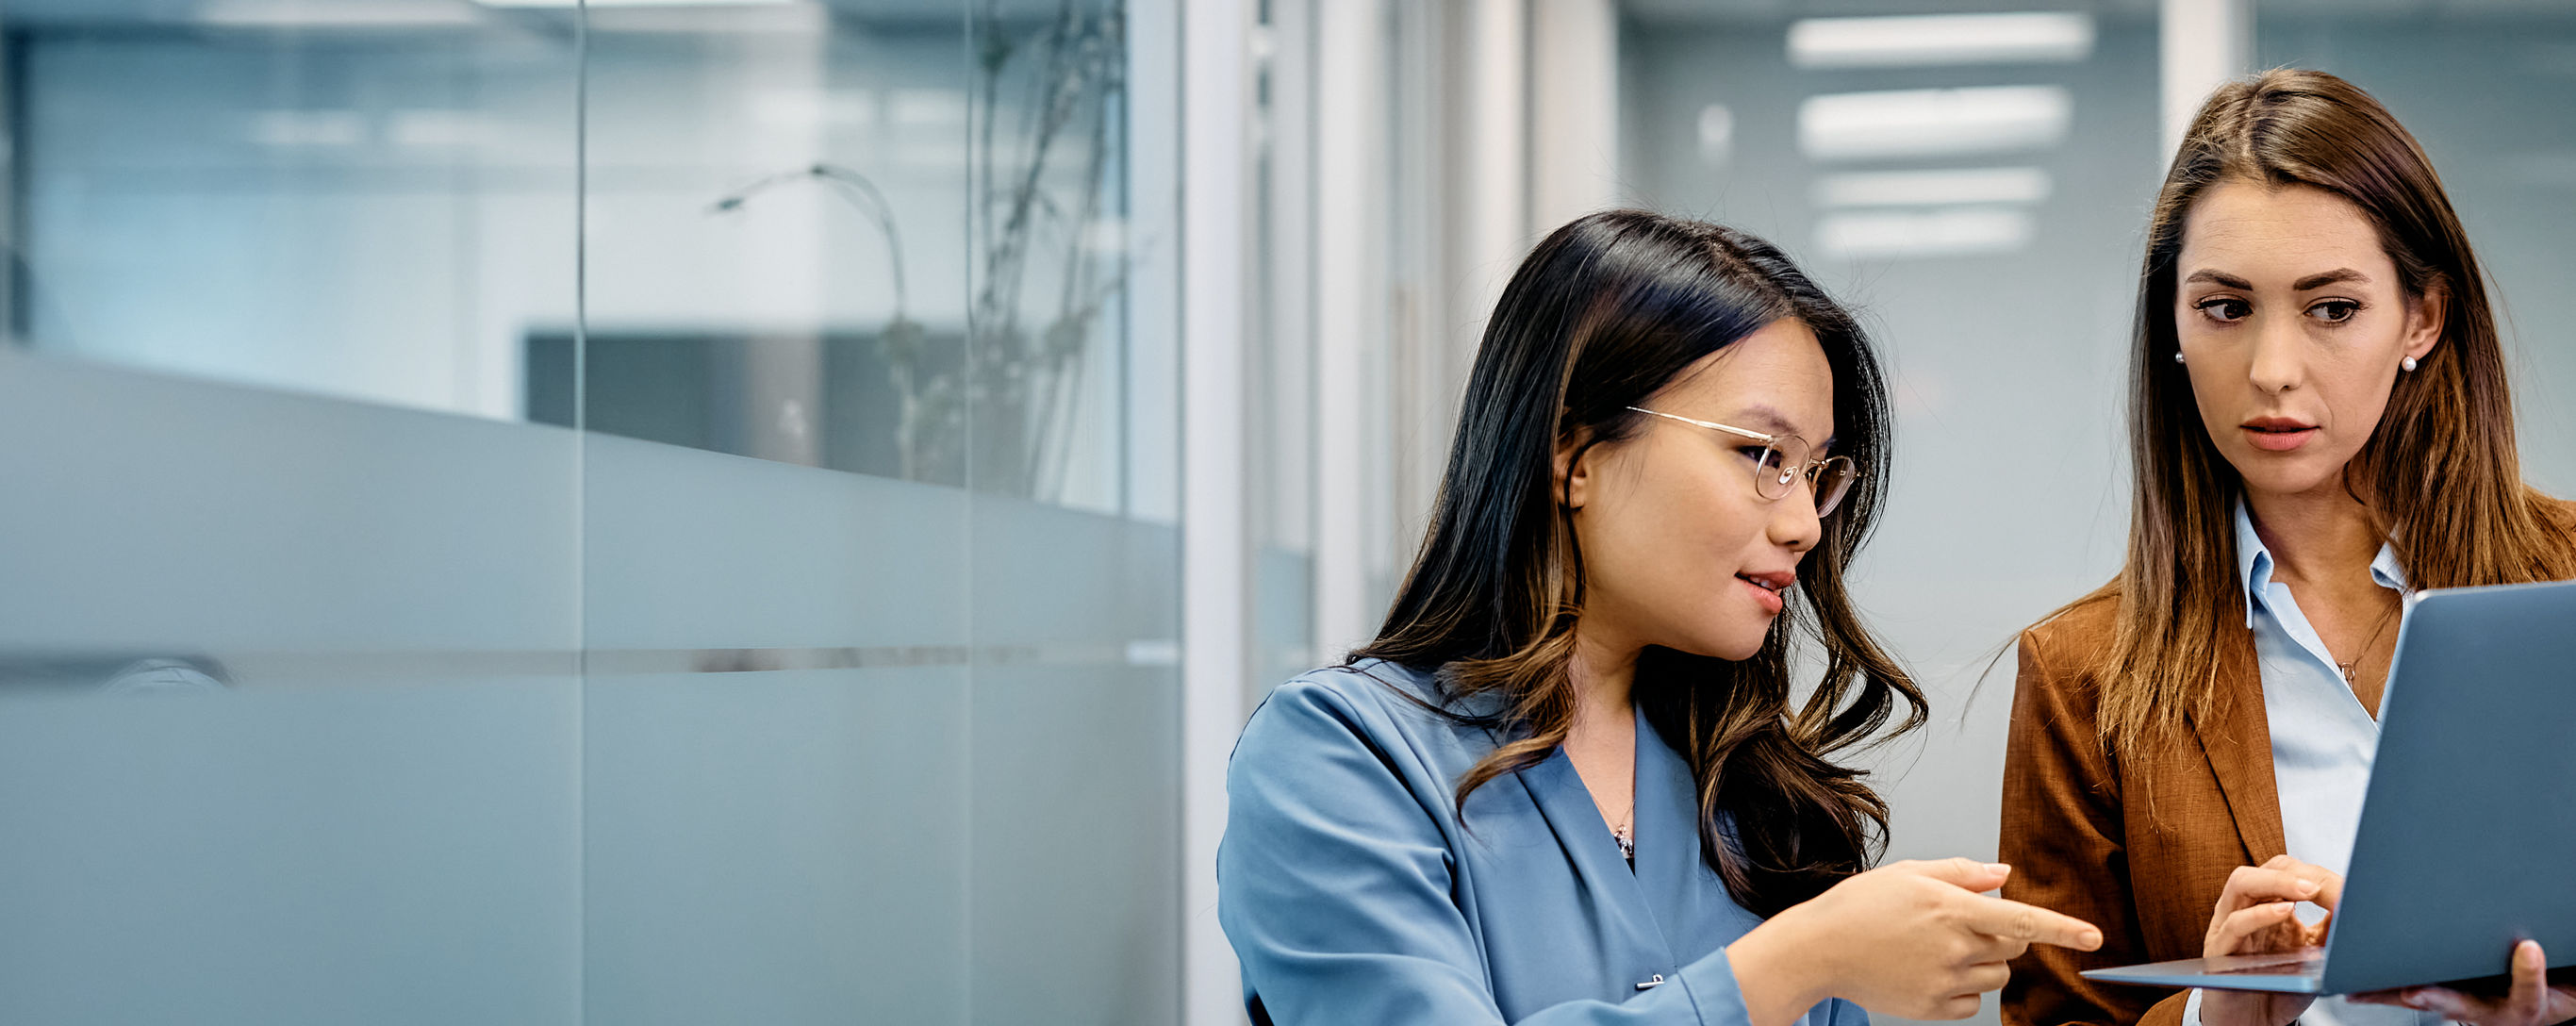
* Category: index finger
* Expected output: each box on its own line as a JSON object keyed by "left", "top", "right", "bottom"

{"left": 1967, "top": 896, "right": 2104, "bottom": 952}
{"left": 2219, "top": 866, "right": 2332, "bottom": 916}
{"left": 2276, "top": 861, "right": 2344, "bottom": 911}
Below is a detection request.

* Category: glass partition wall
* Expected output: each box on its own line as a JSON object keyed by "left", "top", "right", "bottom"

{"left": 0, "top": 2, "right": 1181, "bottom": 1023}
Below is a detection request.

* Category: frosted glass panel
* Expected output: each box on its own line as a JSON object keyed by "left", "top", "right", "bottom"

{"left": 967, "top": 663, "right": 1180, "bottom": 1026}
{"left": 577, "top": 2, "right": 1181, "bottom": 1024}
{"left": 0, "top": 351, "right": 585, "bottom": 1024}
{"left": 579, "top": 437, "right": 968, "bottom": 653}
{"left": 581, "top": 667, "right": 969, "bottom": 1024}
{"left": 0, "top": 1, "right": 1183, "bottom": 1022}
{"left": 0, "top": 355, "right": 582, "bottom": 660}
{"left": 964, "top": 502, "right": 1180, "bottom": 1022}
{"left": 0, "top": 7, "right": 590, "bottom": 1023}
{"left": 0, "top": 686, "right": 583, "bottom": 1026}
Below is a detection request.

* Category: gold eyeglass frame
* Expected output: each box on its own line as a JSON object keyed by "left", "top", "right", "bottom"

{"left": 1624, "top": 405, "right": 1858, "bottom": 516}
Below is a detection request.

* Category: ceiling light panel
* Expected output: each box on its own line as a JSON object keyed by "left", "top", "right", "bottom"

{"left": 1812, "top": 167, "right": 2053, "bottom": 208}
{"left": 1798, "top": 86, "right": 2072, "bottom": 162}
{"left": 1789, "top": 12, "right": 2094, "bottom": 70}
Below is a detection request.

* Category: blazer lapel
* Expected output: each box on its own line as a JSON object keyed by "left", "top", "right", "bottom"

{"left": 1514, "top": 751, "right": 1661, "bottom": 935}
{"left": 2189, "top": 626, "right": 2288, "bottom": 864}
{"left": 1630, "top": 704, "right": 1699, "bottom": 954}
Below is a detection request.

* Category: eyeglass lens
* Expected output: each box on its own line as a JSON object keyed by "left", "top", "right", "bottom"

{"left": 1754, "top": 441, "right": 1857, "bottom": 516}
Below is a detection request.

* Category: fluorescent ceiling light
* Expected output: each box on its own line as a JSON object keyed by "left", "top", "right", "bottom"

{"left": 1697, "top": 104, "right": 1735, "bottom": 166}
{"left": 1799, "top": 86, "right": 2072, "bottom": 162}
{"left": 1789, "top": 12, "right": 2093, "bottom": 69}
{"left": 1816, "top": 207, "right": 2034, "bottom": 260}
{"left": 200, "top": 0, "right": 482, "bottom": 27}
{"left": 1813, "top": 167, "right": 2053, "bottom": 208}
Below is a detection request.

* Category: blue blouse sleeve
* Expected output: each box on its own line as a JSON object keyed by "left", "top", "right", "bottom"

{"left": 1217, "top": 678, "right": 1761, "bottom": 1026}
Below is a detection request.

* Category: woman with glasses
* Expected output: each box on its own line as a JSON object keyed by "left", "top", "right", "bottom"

{"left": 1220, "top": 209, "right": 2101, "bottom": 1026}
{"left": 2000, "top": 70, "right": 2576, "bottom": 1026}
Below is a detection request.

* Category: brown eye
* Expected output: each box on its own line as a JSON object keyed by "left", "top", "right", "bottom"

{"left": 2307, "top": 300, "right": 2361, "bottom": 323}
{"left": 2195, "top": 297, "right": 2251, "bottom": 323}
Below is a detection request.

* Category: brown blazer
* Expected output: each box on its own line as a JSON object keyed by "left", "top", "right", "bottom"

{"left": 1999, "top": 502, "right": 2576, "bottom": 1026}
{"left": 1997, "top": 594, "right": 2286, "bottom": 1026}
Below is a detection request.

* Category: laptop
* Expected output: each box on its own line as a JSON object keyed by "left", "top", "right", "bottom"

{"left": 2081, "top": 578, "right": 2576, "bottom": 996}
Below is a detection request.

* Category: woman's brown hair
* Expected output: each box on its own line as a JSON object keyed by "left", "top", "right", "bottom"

{"left": 1351, "top": 210, "right": 1924, "bottom": 918}
{"left": 2084, "top": 68, "right": 2576, "bottom": 756}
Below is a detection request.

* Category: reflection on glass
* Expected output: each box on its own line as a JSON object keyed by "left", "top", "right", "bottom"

{"left": 576, "top": 3, "right": 1178, "bottom": 1024}
{"left": 965, "top": 1, "right": 1131, "bottom": 506}
{"left": 8, "top": 5, "right": 581, "bottom": 419}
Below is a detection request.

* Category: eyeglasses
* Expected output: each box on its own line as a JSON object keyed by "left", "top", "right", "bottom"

{"left": 1625, "top": 405, "right": 1858, "bottom": 517}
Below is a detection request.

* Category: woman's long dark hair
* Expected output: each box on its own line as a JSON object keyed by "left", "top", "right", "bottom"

{"left": 1351, "top": 209, "right": 1924, "bottom": 917}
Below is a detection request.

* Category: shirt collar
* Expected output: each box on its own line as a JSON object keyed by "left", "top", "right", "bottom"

{"left": 2233, "top": 500, "right": 2410, "bottom": 627}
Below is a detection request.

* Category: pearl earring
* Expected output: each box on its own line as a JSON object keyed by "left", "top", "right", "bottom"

{"left": 2173, "top": 351, "right": 2186, "bottom": 365}
{"left": 2402, "top": 356, "right": 2419, "bottom": 372}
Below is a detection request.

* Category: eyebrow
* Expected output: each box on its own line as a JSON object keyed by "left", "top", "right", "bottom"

{"left": 1731, "top": 405, "right": 1838, "bottom": 452}
{"left": 2292, "top": 268, "right": 2370, "bottom": 290}
{"left": 2181, "top": 267, "right": 2372, "bottom": 290}
{"left": 1732, "top": 405, "right": 1803, "bottom": 436}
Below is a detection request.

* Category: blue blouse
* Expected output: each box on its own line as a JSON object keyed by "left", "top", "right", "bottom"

{"left": 1218, "top": 659, "right": 1866, "bottom": 1026}
{"left": 2175, "top": 505, "right": 2434, "bottom": 1026}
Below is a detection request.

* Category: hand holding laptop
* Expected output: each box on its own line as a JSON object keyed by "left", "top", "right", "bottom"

{"left": 2193, "top": 854, "right": 2576, "bottom": 1026}
{"left": 2351, "top": 939, "right": 2576, "bottom": 1026}
{"left": 2196, "top": 855, "right": 2343, "bottom": 1026}
{"left": 2077, "top": 581, "right": 2576, "bottom": 1004}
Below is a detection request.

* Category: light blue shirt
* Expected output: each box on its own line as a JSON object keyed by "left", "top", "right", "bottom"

{"left": 1219, "top": 659, "right": 1866, "bottom": 1026}
{"left": 2184, "top": 503, "right": 2440, "bottom": 1026}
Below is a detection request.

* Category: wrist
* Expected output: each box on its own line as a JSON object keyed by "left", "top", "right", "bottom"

{"left": 1729, "top": 911, "right": 1835, "bottom": 1026}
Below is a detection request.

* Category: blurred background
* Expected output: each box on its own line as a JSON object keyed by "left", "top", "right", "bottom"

{"left": 0, "top": 1, "right": 2569, "bottom": 1023}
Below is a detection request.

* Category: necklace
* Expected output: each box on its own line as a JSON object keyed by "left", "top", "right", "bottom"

{"left": 2336, "top": 596, "right": 2404, "bottom": 686}
{"left": 1611, "top": 806, "right": 1635, "bottom": 860}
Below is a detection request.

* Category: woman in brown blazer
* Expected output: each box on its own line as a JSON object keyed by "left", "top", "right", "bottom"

{"left": 1999, "top": 70, "right": 2576, "bottom": 1026}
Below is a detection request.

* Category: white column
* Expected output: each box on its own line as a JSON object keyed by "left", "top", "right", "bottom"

{"left": 1395, "top": 0, "right": 1530, "bottom": 561}
{"left": 2160, "top": 0, "right": 2251, "bottom": 165}
{"left": 1311, "top": 0, "right": 1387, "bottom": 665}
{"left": 1525, "top": 0, "right": 1619, "bottom": 237}
{"left": 1177, "top": 0, "right": 1253, "bottom": 1021}
{"left": 1460, "top": 0, "right": 1528, "bottom": 309}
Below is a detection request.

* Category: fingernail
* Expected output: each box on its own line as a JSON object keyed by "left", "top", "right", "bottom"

{"left": 2296, "top": 880, "right": 2319, "bottom": 895}
{"left": 1986, "top": 863, "right": 2011, "bottom": 876}
{"left": 2082, "top": 929, "right": 2103, "bottom": 949}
